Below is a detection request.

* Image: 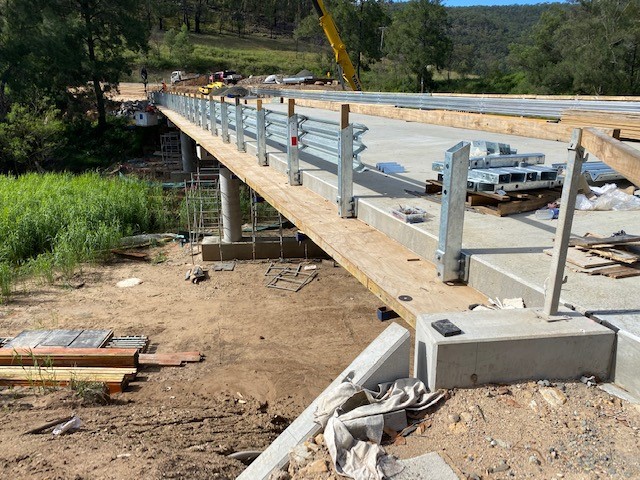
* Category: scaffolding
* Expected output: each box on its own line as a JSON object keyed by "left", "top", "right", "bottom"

{"left": 160, "top": 132, "right": 182, "bottom": 170}
{"left": 184, "top": 167, "right": 222, "bottom": 263}
{"left": 250, "top": 188, "right": 284, "bottom": 260}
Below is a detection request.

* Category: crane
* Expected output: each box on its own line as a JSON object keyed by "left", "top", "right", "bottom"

{"left": 311, "top": 0, "right": 363, "bottom": 91}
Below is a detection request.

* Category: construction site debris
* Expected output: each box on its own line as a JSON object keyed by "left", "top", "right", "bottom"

{"left": 376, "top": 162, "right": 405, "bottom": 174}
{"left": 212, "top": 261, "right": 236, "bottom": 272}
{"left": 187, "top": 265, "right": 208, "bottom": 283}
{"left": 314, "top": 378, "right": 445, "bottom": 480}
{"left": 52, "top": 416, "right": 82, "bottom": 436}
{"left": 120, "top": 233, "right": 180, "bottom": 248}
{"left": 548, "top": 232, "right": 640, "bottom": 278}
{"left": 24, "top": 415, "right": 76, "bottom": 435}
{"left": 575, "top": 183, "right": 640, "bottom": 211}
{"left": 116, "top": 277, "right": 142, "bottom": 288}
{"left": 391, "top": 206, "right": 427, "bottom": 224}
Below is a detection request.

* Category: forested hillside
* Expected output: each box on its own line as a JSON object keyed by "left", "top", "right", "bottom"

{"left": 1, "top": 0, "right": 639, "bottom": 174}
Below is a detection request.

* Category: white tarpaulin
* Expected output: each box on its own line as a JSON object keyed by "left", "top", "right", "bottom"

{"left": 315, "top": 378, "right": 444, "bottom": 480}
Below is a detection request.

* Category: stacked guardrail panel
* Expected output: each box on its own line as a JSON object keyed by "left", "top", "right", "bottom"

{"left": 432, "top": 141, "right": 563, "bottom": 193}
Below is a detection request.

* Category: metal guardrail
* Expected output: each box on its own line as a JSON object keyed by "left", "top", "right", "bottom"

{"left": 251, "top": 88, "right": 640, "bottom": 120}
{"left": 152, "top": 92, "right": 368, "bottom": 168}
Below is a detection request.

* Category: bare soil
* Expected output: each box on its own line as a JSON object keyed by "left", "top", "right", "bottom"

{"left": 1, "top": 242, "right": 638, "bottom": 480}
{"left": 0, "top": 242, "right": 389, "bottom": 479}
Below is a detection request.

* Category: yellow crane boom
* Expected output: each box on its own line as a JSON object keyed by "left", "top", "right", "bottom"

{"left": 312, "top": 0, "right": 363, "bottom": 91}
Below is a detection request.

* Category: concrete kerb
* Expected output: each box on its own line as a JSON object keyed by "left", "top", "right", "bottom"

{"left": 237, "top": 322, "right": 411, "bottom": 480}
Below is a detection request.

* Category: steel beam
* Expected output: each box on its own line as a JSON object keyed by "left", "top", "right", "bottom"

{"left": 220, "top": 97, "right": 230, "bottom": 143}
{"left": 235, "top": 98, "right": 245, "bottom": 152}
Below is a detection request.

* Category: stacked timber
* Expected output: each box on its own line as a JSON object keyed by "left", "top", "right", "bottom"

{"left": 545, "top": 233, "right": 640, "bottom": 278}
{"left": 0, "top": 330, "right": 204, "bottom": 394}
{"left": 0, "top": 366, "right": 137, "bottom": 394}
{"left": 0, "top": 348, "right": 139, "bottom": 393}
{"left": 560, "top": 110, "right": 640, "bottom": 141}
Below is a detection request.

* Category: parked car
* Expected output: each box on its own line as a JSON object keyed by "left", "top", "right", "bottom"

{"left": 211, "top": 70, "right": 243, "bottom": 84}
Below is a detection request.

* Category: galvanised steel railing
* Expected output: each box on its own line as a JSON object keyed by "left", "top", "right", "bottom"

{"left": 251, "top": 88, "right": 640, "bottom": 119}
{"left": 152, "top": 91, "right": 366, "bottom": 217}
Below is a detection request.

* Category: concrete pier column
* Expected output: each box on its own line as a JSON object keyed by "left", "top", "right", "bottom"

{"left": 180, "top": 131, "right": 196, "bottom": 173}
{"left": 220, "top": 167, "right": 242, "bottom": 243}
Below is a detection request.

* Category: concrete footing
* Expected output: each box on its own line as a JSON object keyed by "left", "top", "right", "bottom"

{"left": 201, "top": 236, "right": 327, "bottom": 261}
{"left": 414, "top": 308, "right": 615, "bottom": 391}
{"left": 237, "top": 322, "right": 411, "bottom": 480}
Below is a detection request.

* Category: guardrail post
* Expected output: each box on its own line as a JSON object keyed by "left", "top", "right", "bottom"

{"left": 220, "top": 97, "right": 230, "bottom": 143}
{"left": 287, "top": 99, "right": 301, "bottom": 186}
{"left": 256, "top": 99, "right": 267, "bottom": 166}
{"left": 200, "top": 95, "right": 206, "bottom": 129}
{"left": 337, "top": 104, "right": 354, "bottom": 218}
{"left": 436, "top": 141, "right": 470, "bottom": 282}
{"left": 235, "top": 97, "right": 245, "bottom": 152}
{"left": 209, "top": 96, "right": 217, "bottom": 136}
{"left": 542, "top": 128, "right": 585, "bottom": 318}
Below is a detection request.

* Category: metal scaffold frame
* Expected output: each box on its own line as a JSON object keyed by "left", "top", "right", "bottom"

{"left": 250, "top": 188, "right": 284, "bottom": 260}
{"left": 184, "top": 167, "right": 222, "bottom": 263}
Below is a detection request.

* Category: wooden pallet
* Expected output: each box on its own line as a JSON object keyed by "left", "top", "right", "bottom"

{"left": 425, "top": 180, "right": 560, "bottom": 217}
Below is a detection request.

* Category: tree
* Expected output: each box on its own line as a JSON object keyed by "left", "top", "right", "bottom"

{"left": 172, "top": 24, "right": 194, "bottom": 66}
{"left": 512, "top": 0, "right": 640, "bottom": 95}
{"left": 386, "top": 0, "right": 451, "bottom": 92}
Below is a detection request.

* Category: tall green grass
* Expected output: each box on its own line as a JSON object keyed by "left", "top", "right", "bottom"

{"left": 0, "top": 173, "right": 167, "bottom": 302}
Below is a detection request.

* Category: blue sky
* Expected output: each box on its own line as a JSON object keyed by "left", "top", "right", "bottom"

{"left": 442, "top": 0, "right": 565, "bottom": 5}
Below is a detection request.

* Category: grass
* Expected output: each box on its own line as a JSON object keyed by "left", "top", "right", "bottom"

{"left": 0, "top": 173, "right": 168, "bottom": 302}
{"left": 139, "top": 30, "right": 331, "bottom": 82}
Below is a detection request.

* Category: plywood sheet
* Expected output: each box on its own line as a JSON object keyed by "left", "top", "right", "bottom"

{"left": 68, "top": 330, "right": 114, "bottom": 348}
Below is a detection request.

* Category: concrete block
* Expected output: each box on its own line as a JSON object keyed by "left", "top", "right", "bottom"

{"left": 414, "top": 308, "right": 614, "bottom": 391}
{"left": 611, "top": 330, "right": 640, "bottom": 400}
{"left": 237, "top": 322, "right": 411, "bottom": 480}
{"left": 200, "top": 236, "right": 327, "bottom": 261}
{"left": 391, "top": 452, "right": 459, "bottom": 480}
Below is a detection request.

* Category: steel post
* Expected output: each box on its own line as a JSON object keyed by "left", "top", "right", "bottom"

{"left": 287, "top": 99, "right": 301, "bottom": 186}
{"left": 256, "top": 100, "right": 267, "bottom": 166}
{"left": 235, "top": 98, "right": 245, "bottom": 152}
{"left": 200, "top": 96, "right": 206, "bottom": 128}
{"left": 220, "top": 97, "right": 230, "bottom": 143}
{"left": 337, "top": 104, "right": 354, "bottom": 218}
{"left": 436, "top": 141, "right": 470, "bottom": 282}
{"left": 209, "top": 97, "right": 217, "bottom": 135}
{"left": 543, "top": 129, "right": 586, "bottom": 317}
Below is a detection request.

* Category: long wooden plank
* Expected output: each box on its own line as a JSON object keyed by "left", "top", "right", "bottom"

{"left": 581, "top": 127, "right": 640, "bottom": 187}
{"left": 0, "top": 347, "right": 138, "bottom": 368}
{"left": 569, "top": 234, "right": 640, "bottom": 248}
{"left": 294, "top": 99, "right": 574, "bottom": 142}
{"left": 159, "top": 106, "right": 487, "bottom": 328}
{"left": 543, "top": 248, "right": 617, "bottom": 268}
{"left": 138, "top": 352, "right": 202, "bottom": 366}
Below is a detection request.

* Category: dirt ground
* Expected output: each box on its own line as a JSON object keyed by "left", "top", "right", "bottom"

{"left": 1, "top": 242, "right": 639, "bottom": 480}
{"left": 0, "top": 242, "right": 391, "bottom": 479}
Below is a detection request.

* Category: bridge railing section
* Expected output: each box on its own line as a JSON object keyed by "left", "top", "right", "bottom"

{"left": 152, "top": 91, "right": 367, "bottom": 218}
{"left": 251, "top": 88, "right": 640, "bottom": 120}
